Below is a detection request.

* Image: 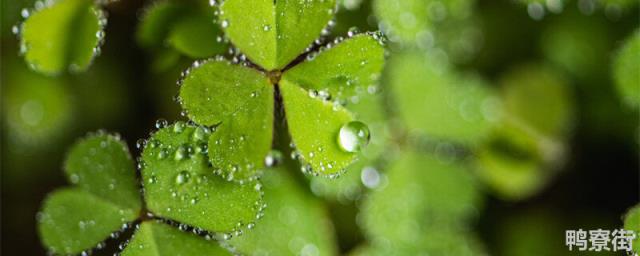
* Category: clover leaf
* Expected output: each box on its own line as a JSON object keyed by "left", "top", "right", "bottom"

{"left": 121, "top": 221, "right": 232, "bottom": 256}
{"left": 17, "top": 0, "right": 106, "bottom": 75}
{"left": 474, "top": 64, "right": 573, "bottom": 200}
{"left": 137, "top": 1, "right": 227, "bottom": 59}
{"left": 38, "top": 132, "right": 141, "bottom": 254}
{"left": 373, "top": 0, "right": 473, "bottom": 45}
{"left": 227, "top": 166, "right": 338, "bottom": 255}
{"left": 179, "top": 61, "right": 274, "bottom": 181}
{"left": 387, "top": 50, "right": 500, "bottom": 145}
{"left": 613, "top": 30, "right": 640, "bottom": 109}
{"left": 360, "top": 150, "right": 483, "bottom": 254}
{"left": 219, "top": 0, "right": 336, "bottom": 70}
{"left": 140, "top": 123, "right": 264, "bottom": 233}
{"left": 179, "top": 11, "right": 385, "bottom": 180}
{"left": 38, "top": 128, "right": 263, "bottom": 254}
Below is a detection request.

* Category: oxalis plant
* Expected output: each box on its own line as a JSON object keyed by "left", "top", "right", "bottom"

{"left": 28, "top": 0, "right": 385, "bottom": 255}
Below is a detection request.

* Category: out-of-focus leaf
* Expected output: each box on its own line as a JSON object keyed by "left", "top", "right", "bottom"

{"left": 624, "top": 204, "right": 640, "bottom": 253}
{"left": 280, "top": 80, "right": 356, "bottom": 176}
{"left": 500, "top": 64, "right": 574, "bottom": 140}
{"left": 220, "top": 0, "right": 335, "bottom": 70}
{"left": 227, "top": 166, "right": 338, "bottom": 256}
{"left": 3, "top": 62, "right": 73, "bottom": 146}
{"left": 121, "top": 221, "right": 232, "bottom": 256}
{"left": 137, "top": 2, "right": 187, "bottom": 48}
{"left": 541, "top": 11, "right": 611, "bottom": 82}
{"left": 474, "top": 126, "right": 551, "bottom": 200}
{"left": 20, "top": 0, "right": 104, "bottom": 74}
{"left": 361, "top": 150, "right": 482, "bottom": 252}
{"left": 38, "top": 188, "right": 139, "bottom": 254}
{"left": 141, "top": 124, "right": 264, "bottom": 233}
{"left": 613, "top": 31, "right": 640, "bottom": 108}
{"left": 137, "top": 2, "right": 226, "bottom": 58}
{"left": 387, "top": 51, "right": 499, "bottom": 145}
{"left": 166, "top": 13, "right": 227, "bottom": 58}
{"left": 373, "top": 0, "right": 473, "bottom": 44}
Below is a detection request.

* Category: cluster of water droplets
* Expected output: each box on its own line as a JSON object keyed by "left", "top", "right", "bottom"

{"left": 135, "top": 119, "right": 270, "bottom": 240}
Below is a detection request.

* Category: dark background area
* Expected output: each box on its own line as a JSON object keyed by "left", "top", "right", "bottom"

{"left": 1, "top": 0, "right": 638, "bottom": 255}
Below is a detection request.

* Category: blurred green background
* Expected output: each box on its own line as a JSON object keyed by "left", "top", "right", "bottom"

{"left": 1, "top": 0, "right": 638, "bottom": 255}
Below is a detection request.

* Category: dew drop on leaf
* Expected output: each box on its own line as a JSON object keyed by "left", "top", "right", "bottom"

{"left": 175, "top": 170, "right": 190, "bottom": 185}
{"left": 155, "top": 119, "right": 168, "bottom": 129}
{"left": 173, "top": 121, "right": 185, "bottom": 133}
{"left": 337, "top": 121, "right": 370, "bottom": 153}
{"left": 264, "top": 149, "right": 283, "bottom": 167}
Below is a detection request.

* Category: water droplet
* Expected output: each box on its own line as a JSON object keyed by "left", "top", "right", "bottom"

{"left": 173, "top": 121, "right": 185, "bottom": 133}
{"left": 221, "top": 19, "right": 229, "bottom": 28}
{"left": 20, "top": 8, "right": 30, "bottom": 18}
{"left": 337, "top": 121, "right": 370, "bottom": 153}
{"left": 70, "top": 174, "right": 80, "bottom": 184}
{"left": 264, "top": 150, "right": 283, "bottom": 167}
{"left": 175, "top": 171, "right": 190, "bottom": 185}
{"left": 263, "top": 25, "right": 271, "bottom": 31}
{"left": 155, "top": 119, "right": 168, "bottom": 129}
{"left": 360, "top": 166, "right": 380, "bottom": 189}
{"left": 192, "top": 127, "right": 207, "bottom": 141}
{"left": 158, "top": 148, "right": 168, "bottom": 159}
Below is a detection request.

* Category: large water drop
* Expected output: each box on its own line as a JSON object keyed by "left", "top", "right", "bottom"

{"left": 337, "top": 121, "right": 370, "bottom": 153}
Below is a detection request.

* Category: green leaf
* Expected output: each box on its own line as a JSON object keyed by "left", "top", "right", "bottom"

{"left": 207, "top": 87, "right": 274, "bottom": 181}
{"left": 309, "top": 159, "right": 367, "bottom": 201}
{"left": 179, "top": 60, "right": 274, "bottom": 180}
{"left": 138, "top": 2, "right": 227, "bottom": 58}
{"left": 540, "top": 11, "right": 611, "bottom": 82}
{"left": 309, "top": 91, "right": 390, "bottom": 201}
{"left": 121, "top": 221, "right": 232, "bottom": 256}
{"left": 167, "top": 13, "right": 227, "bottom": 58}
{"left": 64, "top": 132, "right": 142, "bottom": 211}
{"left": 38, "top": 132, "right": 142, "bottom": 254}
{"left": 227, "top": 167, "right": 338, "bottom": 255}
{"left": 20, "top": 0, "right": 104, "bottom": 75}
{"left": 137, "top": 2, "right": 188, "bottom": 48}
{"left": 373, "top": 0, "right": 472, "bottom": 44}
{"left": 474, "top": 126, "right": 550, "bottom": 201}
{"left": 220, "top": 0, "right": 336, "bottom": 70}
{"left": 624, "top": 204, "right": 640, "bottom": 253}
{"left": 613, "top": 31, "right": 640, "bottom": 108}
{"left": 360, "top": 150, "right": 482, "bottom": 253}
{"left": 500, "top": 64, "right": 574, "bottom": 140}
{"left": 141, "top": 124, "right": 264, "bottom": 233}
{"left": 38, "top": 188, "right": 138, "bottom": 254}
{"left": 279, "top": 80, "right": 356, "bottom": 176}
{"left": 352, "top": 231, "right": 485, "bottom": 255}
{"left": 281, "top": 34, "right": 385, "bottom": 102}
{"left": 387, "top": 51, "right": 499, "bottom": 145}
{"left": 3, "top": 61, "right": 73, "bottom": 146}
{"left": 179, "top": 60, "right": 271, "bottom": 126}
